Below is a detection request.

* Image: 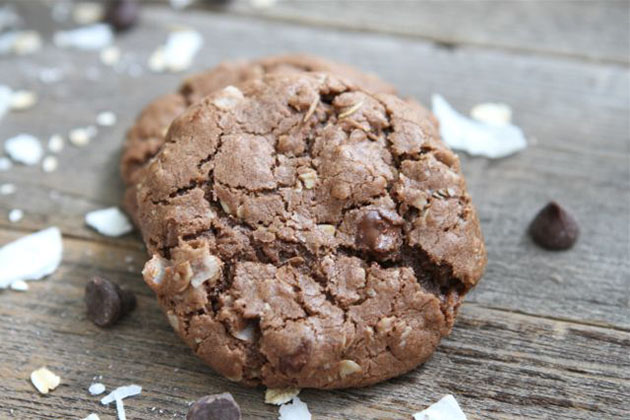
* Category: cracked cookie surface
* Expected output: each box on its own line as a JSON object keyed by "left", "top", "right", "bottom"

{"left": 120, "top": 54, "right": 396, "bottom": 222}
{"left": 137, "top": 73, "right": 486, "bottom": 389}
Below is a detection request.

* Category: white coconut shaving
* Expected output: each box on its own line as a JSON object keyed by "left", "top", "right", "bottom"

{"left": 100, "top": 384, "right": 141, "bottom": 420}
{"left": 10, "top": 279, "right": 28, "bottom": 291}
{"left": 148, "top": 29, "right": 203, "bottom": 73}
{"left": 0, "top": 156, "right": 11, "bottom": 171}
{"left": 470, "top": 102, "right": 512, "bottom": 125}
{"left": 8, "top": 208, "right": 23, "bottom": 223}
{"left": 42, "top": 156, "right": 58, "bottom": 172}
{"left": 233, "top": 323, "right": 256, "bottom": 342}
{"left": 251, "top": 0, "right": 278, "bottom": 9}
{"left": 39, "top": 67, "right": 64, "bottom": 84}
{"left": 54, "top": 24, "right": 113, "bottom": 50}
{"left": 413, "top": 395, "right": 467, "bottom": 420}
{"left": 170, "top": 0, "right": 196, "bottom": 9}
{"left": 0, "top": 183, "right": 16, "bottom": 195}
{"left": 0, "top": 5, "right": 21, "bottom": 32}
{"left": 48, "top": 134, "right": 64, "bottom": 152}
{"left": 69, "top": 126, "right": 97, "bottom": 147}
{"left": 101, "top": 384, "right": 142, "bottom": 405}
{"left": 431, "top": 94, "right": 526, "bottom": 159}
{"left": 82, "top": 414, "right": 100, "bottom": 420}
{"left": 10, "top": 90, "right": 37, "bottom": 111}
{"left": 30, "top": 367, "right": 61, "bottom": 394}
{"left": 85, "top": 207, "right": 133, "bottom": 237}
{"left": 0, "top": 30, "right": 42, "bottom": 55}
{"left": 278, "top": 397, "right": 311, "bottom": 420}
{"left": 96, "top": 111, "right": 116, "bottom": 126}
{"left": 265, "top": 387, "right": 301, "bottom": 405}
{"left": 115, "top": 397, "right": 126, "bottom": 420}
{"left": 72, "top": 2, "right": 104, "bottom": 25}
{"left": 100, "top": 45, "right": 121, "bottom": 66}
{"left": 0, "top": 84, "right": 11, "bottom": 120}
{"left": 89, "top": 382, "right": 106, "bottom": 395}
{"left": 0, "top": 227, "right": 63, "bottom": 289}
{"left": 4, "top": 134, "right": 43, "bottom": 165}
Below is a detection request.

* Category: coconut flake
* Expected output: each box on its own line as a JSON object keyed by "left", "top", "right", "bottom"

{"left": 100, "top": 45, "right": 121, "bottom": 66}
{"left": 42, "top": 156, "right": 58, "bottom": 172}
{"left": 251, "top": 0, "right": 278, "bottom": 9}
{"left": 0, "top": 227, "right": 63, "bottom": 289}
{"left": 170, "top": 0, "right": 196, "bottom": 9}
{"left": 48, "top": 135, "right": 64, "bottom": 153}
{"left": 0, "top": 30, "right": 42, "bottom": 55}
{"left": 470, "top": 102, "right": 512, "bottom": 125}
{"left": 0, "top": 5, "right": 21, "bottom": 32}
{"left": 85, "top": 207, "right": 132, "bottom": 237}
{"left": 72, "top": 2, "right": 104, "bottom": 25}
{"left": 69, "top": 126, "right": 97, "bottom": 147}
{"left": 100, "top": 384, "right": 142, "bottom": 405}
{"left": 4, "top": 134, "right": 43, "bottom": 165}
{"left": 115, "top": 396, "right": 126, "bottom": 420}
{"left": 10, "top": 279, "right": 28, "bottom": 291}
{"left": 89, "top": 382, "right": 106, "bottom": 395}
{"left": 10, "top": 90, "right": 37, "bottom": 111}
{"left": 265, "top": 388, "right": 301, "bottom": 405}
{"left": 96, "top": 111, "right": 116, "bottom": 126}
{"left": 278, "top": 397, "right": 311, "bottom": 420}
{"left": 39, "top": 67, "right": 64, "bottom": 84}
{"left": 413, "top": 395, "right": 467, "bottom": 420}
{"left": 8, "top": 208, "right": 23, "bottom": 223}
{"left": 0, "top": 183, "right": 16, "bottom": 195}
{"left": 431, "top": 94, "right": 526, "bottom": 159}
{"left": 54, "top": 24, "right": 113, "bottom": 50}
{"left": 30, "top": 367, "right": 61, "bottom": 394}
{"left": 233, "top": 322, "right": 256, "bottom": 342}
{"left": 148, "top": 29, "right": 203, "bottom": 73}
{"left": 82, "top": 414, "right": 100, "bottom": 420}
{"left": 0, "top": 84, "right": 11, "bottom": 120}
{"left": 0, "top": 156, "right": 11, "bottom": 171}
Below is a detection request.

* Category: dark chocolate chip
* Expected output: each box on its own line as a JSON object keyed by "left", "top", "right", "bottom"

{"left": 356, "top": 210, "right": 402, "bottom": 258}
{"left": 187, "top": 393, "right": 241, "bottom": 420}
{"left": 104, "top": 0, "right": 139, "bottom": 32}
{"left": 529, "top": 202, "right": 579, "bottom": 250}
{"left": 85, "top": 276, "right": 137, "bottom": 327}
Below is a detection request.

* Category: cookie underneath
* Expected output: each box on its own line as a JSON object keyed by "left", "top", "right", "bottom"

{"left": 138, "top": 73, "right": 486, "bottom": 389}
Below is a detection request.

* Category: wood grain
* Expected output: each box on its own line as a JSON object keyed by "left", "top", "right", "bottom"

{"left": 0, "top": 2, "right": 628, "bottom": 419}
{"left": 0, "top": 230, "right": 627, "bottom": 419}
{"left": 220, "top": 0, "right": 630, "bottom": 65}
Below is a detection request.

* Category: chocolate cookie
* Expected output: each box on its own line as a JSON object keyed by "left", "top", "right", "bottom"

{"left": 138, "top": 73, "right": 486, "bottom": 389}
{"left": 120, "top": 54, "right": 396, "bottom": 221}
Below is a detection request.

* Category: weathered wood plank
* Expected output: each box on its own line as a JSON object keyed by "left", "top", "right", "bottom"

{"left": 1, "top": 5, "right": 628, "bottom": 329}
{"left": 1, "top": 3, "right": 629, "bottom": 418}
{"left": 219, "top": 0, "right": 630, "bottom": 65}
{"left": 0, "top": 230, "right": 628, "bottom": 419}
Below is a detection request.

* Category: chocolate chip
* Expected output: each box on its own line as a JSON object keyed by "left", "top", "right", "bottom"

{"left": 356, "top": 210, "right": 402, "bottom": 258}
{"left": 85, "top": 276, "right": 137, "bottom": 327}
{"left": 104, "top": 0, "right": 139, "bottom": 32}
{"left": 529, "top": 202, "right": 579, "bottom": 250}
{"left": 187, "top": 393, "right": 241, "bottom": 420}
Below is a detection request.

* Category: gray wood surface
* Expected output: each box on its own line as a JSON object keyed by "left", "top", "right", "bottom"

{"left": 1, "top": 1, "right": 629, "bottom": 419}
{"left": 221, "top": 0, "right": 630, "bottom": 65}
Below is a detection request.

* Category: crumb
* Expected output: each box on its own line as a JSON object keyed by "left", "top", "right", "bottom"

{"left": 30, "top": 367, "right": 61, "bottom": 394}
{"left": 42, "top": 156, "right": 58, "bottom": 172}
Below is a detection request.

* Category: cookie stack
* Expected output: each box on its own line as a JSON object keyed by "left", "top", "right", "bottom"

{"left": 121, "top": 54, "right": 487, "bottom": 389}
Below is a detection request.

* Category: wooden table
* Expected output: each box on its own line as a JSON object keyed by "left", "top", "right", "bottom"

{"left": 1, "top": 1, "right": 628, "bottom": 418}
